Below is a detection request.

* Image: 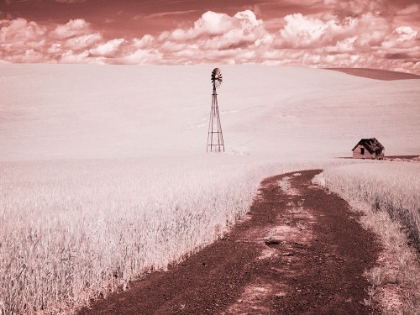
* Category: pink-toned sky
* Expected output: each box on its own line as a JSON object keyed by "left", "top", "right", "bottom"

{"left": 1, "top": 0, "right": 419, "bottom": 73}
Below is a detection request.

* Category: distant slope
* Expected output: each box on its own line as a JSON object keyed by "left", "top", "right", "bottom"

{"left": 325, "top": 68, "right": 420, "bottom": 81}
{"left": 0, "top": 64, "right": 419, "bottom": 160}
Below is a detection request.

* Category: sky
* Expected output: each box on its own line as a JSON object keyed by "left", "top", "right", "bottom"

{"left": 1, "top": 0, "right": 420, "bottom": 73}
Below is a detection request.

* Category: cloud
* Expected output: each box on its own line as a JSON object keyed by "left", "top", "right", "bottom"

{"left": 0, "top": 18, "right": 100, "bottom": 64}
{"left": 89, "top": 38, "right": 124, "bottom": 57}
{"left": 326, "top": 0, "right": 420, "bottom": 25}
{"left": 267, "top": 9, "right": 419, "bottom": 72}
{"left": 117, "top": 48, "right": 163, "bottom": 65}
{"left": 141, "top": 10, "right": 270, "bottom": 65}
{"left": 59, "top": 50, "right": 91, "bottom": 63}
{"left": 158, "top": 10, "right": 265, "bottom": 44}
{"left": 381, "top": 26, "right": 419, "bottom": 49}
{"left": 158, "top": 10, "right": 268, "bottom": 57}
{"left": 132, "top": 35, "right": 155, "bottom": 49}
{"left": 273, "top": 12, "right": 390, "bottom": 51}
{"left": 0, "top": 9, "right": 419, "bottom": 74}
{"left": 0, "top": 18, "right": 47, "bottom": 62}
{"left": 143, "top": 10, "right": 199, "bottom": 19}
{"left": 326, "top": 0, "right": 388, "bottom": 18}
{"left": 395, "top": 26, "right": 418, "bottom": 41}
{"left": 158, "top": 11, "right": 235, "bottom": 41}
{"left": 275, "top": 14, "right": 338, "bottom": 49}
{"left": 64, "top": 33, "right": 102, "bottom": 50}
{"left": 0, "top": 18, "right": 46, "bottom": 48}
{"left": 51, "top": 19, "right": 92, "bottom": 39}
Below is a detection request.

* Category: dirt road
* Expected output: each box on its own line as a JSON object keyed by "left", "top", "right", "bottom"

{"left": 79, "top": 170, "right": 381, "bottom": 315}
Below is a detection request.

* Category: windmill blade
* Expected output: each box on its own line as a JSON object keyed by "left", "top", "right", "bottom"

{"left": 211, "top": 68, "right": 223, "bottom": 88}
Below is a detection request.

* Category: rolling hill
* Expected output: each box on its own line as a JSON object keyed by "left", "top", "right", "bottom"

{"left": 1, "top": 64, "right": 419, "bottom": 161}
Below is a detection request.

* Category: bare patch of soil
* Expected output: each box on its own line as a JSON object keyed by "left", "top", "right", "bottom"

{"left": 78, "top": 170, "right": 381, "bottom": 315}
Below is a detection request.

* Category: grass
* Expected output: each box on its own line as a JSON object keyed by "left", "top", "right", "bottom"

{"left": 1, "top": 158, "right": 419, "bottom": 314}
{"left": 0, "top": 157, "right": 340, "bottom": 315}
{"left": 321, "top": 161, "right": 420, "bottom": 250}
{"left": 317, "top": 161, "right": 420, "bottom": 314}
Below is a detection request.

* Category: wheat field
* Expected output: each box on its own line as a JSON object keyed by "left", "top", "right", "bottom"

{"left": 0, "top": 157, "right": 340, "bottom": 314}
{"left": 318, "top": 161, "right": 420, "bottom": 313}
{"left": 2, "top": 158, "right": 420, "bottom": 315}
{"left": 1, "top": 65, "right": 419, "bottom": 314}
{"left": 321, "top": 161, "right": 420, "bottom": 249}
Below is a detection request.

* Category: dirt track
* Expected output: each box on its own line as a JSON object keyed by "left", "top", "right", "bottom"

{"left": 78, "top": 170, "right": 381, "bottom": 315}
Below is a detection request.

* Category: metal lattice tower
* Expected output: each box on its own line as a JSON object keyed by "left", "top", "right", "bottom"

{"left": 207, "top": 68, "right": 225, "bottom": 152}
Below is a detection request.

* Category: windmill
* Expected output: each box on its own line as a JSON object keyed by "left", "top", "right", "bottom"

{"left": 207, "top": 68, "right": 225, "bottom": 152}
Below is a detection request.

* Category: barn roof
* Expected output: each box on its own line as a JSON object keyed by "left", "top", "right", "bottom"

{"left": 352, "top": 138, "right": 384, "bottom": 153}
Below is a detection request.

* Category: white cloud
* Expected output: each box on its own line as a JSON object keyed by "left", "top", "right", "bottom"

{"left": 273, "top": 12, "right": 394, "bottom": 54}
{"left": 4, "top": 48, "right": 46, "bottom": 63}
{"left": 382, "top": 26, "right": 419, "bottom": 49}
{"left": 89, "top": 38, "right": 124, "bottom": 57}
{"left": 355, "top": 30, "right": 386, "bottom": 48}
{"left": 0, "top": 18, "right": 102, "bottom": 64}
{"left": 395, "top": 26, "right": 418, "bottom": 42}
{"left": 192, "top": 11, "right": 234, "bottom": 37}
{"left": 159, "top": 10, "right": 263, "bottom": 43}
{"left": 149, "top": 10, "right": 270, "bottom": 64}
{"left": 64, "top": 33, "right": 102, "bottom": 50}
{"left": 51, "top": 19, "right": 92, "bottom": 39}
{"left": 277, "top": 13, "right": 359, "bottom": 50}
{"left": 326, "top": 36, "right": 357, "bottom": 53}
{"left": 118, "top": 49, "right": 163, "bottom": 65}
{"left": 0, "top": 18, "right": 46, "bottom": 48}
{"left": 158, "top": 11, "right": 232, "bottom": 41}
{"left": 132, "top": 35, "right": 155, "bottom": 49}
{"left": 0, "top": 9, "right": 419, "bottom": 74}
{"left": 59, "top": 50, "right": 92, "bottom": 63}
{"left": 326, "top": 0, "right": 388, "bottom": 17}
{"left": 160, "top": 41, "right": 186, "bottom": 53}
{"left": 276, "top": 14, "right": 334, "bottom": 48}
{"left": 48, "top": 43, "right": 62, "bottom": 54}
{"left": 234, "top": 10, "right": 262, "bottom": 29}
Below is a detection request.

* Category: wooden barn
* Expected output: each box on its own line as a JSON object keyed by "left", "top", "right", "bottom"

{"left": 352, "top": 138, "right": 385, "bottom": 160}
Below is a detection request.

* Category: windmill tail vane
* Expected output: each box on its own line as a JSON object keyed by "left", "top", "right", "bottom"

{"left": 207, "top": 68, "right": 225, "bottom": 152}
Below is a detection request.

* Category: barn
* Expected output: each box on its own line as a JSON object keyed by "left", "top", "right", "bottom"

{"left": 352, "top": 138, "right": 385, "bottom": 159}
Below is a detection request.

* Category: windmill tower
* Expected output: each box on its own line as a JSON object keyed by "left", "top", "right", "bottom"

{"left": 207, "top": 68, "right": 225, "bottom": 152}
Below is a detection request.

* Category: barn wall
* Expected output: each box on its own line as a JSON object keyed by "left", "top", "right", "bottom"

{"left": 352, "top": 144, "right": 375, "bottom": 159}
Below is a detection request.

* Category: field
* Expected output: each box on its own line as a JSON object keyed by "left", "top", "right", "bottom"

{"left": 321, "top": 162, "right": 420, "bottom": 248}
{"left": 0, "top": 65, "right": 419, "bottom": 314}
{"left": 318, "top": 162, "right": 420, "bottom": 313}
